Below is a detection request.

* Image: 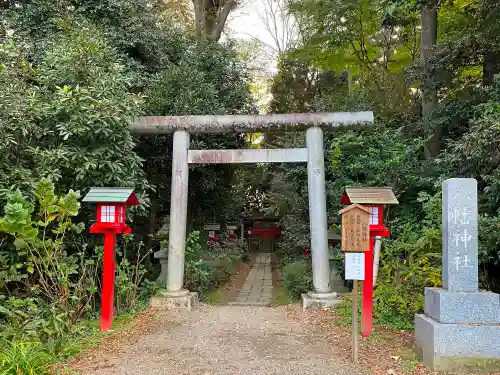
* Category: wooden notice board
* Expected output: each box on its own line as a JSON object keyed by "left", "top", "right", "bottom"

{"left": 339, "top": 204, "right": 370, "bottom": 252}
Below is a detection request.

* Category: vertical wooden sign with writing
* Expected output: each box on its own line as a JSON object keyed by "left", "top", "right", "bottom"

{"left": 339, "top": 204, "right": 370, "bottom": 252}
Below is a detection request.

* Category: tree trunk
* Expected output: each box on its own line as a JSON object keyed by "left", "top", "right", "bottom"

{"left": 421, "top": 4, "right": 440, "bottom": 159}
{"left": 483, "top": 50, "right": 500, "bottom": 86}
{"left": 192, "top": 0, "right": 235, "bottom": 42}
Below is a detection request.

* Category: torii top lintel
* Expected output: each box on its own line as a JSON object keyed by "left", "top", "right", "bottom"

{"left": 131, "top": 112, "right": 374, "bottom": 134}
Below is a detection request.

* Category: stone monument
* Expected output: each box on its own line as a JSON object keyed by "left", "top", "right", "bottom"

{"left": 415, "top": 178, "right": 500, "bottom": 371}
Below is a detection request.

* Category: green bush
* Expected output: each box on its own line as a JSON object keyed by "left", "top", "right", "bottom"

{"left": 0, "top": 23, "right": 149, "bottom": 205}
{"left": 0, "top": 179, "right": 96, "bottom": 340}
{"left": 183, "top": 231, "right": 243, "bottom": 297}
{"left": 478, "top": 215, "right": 500, "bottom": 291}
{"left": 373, "top": 193, "right": 442, "bottom": 329}
{"left": 0, "top": 340, "right": 52, "bottom": 375}
{"left": 114, "top": 235, "right": 157, "bottom": 315}
{"left": 374, "top": 283, "right": 424, "bottom": 330}
{"left": 282, "top": 260, "right": 313, "bottom": 299}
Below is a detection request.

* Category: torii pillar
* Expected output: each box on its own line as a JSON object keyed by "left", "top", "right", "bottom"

{"left": 131, "top": 112, "right": 374, "bottom": 309}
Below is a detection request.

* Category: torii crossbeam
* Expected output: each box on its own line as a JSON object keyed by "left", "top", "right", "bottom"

{"left": 131, "top": 111, "right": 374, "bottom": 310}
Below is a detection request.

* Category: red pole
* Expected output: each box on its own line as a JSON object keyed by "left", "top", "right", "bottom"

{"left": 248, "top": 229, "right": 252, "bottom": 252}
{"left": 101, "top": 231, "right": 116, "bottom": 332}
{"left": 361, "top": 236, "right": 375, "bottom": 337}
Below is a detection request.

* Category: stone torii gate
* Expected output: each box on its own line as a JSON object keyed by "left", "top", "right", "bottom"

{"left": 131, "top": 112, "right": 374, "bottom": 309}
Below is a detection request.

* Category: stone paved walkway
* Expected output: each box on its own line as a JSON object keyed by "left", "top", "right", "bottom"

{"left": 228, "top": 253, "right": 272, "bottom": 306}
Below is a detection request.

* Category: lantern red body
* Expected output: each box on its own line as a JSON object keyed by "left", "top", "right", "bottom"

{"left": 228, "top": 229, "right": 237, "bottom": 243}
{"left": 83, "top": 188, "right": 139, "bottom": 332}
{"left": 90, "top": 203, "right": 132, "bottom": 234}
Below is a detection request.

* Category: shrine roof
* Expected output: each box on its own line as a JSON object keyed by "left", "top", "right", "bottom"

{"left": 340, "top": 187, "right": 399, "bottom": 205}
{"left": 338, "top": 203, "right": 372, "bottom": 215}
{"left": 82, "top": 187, "right": 138, "bottom": 205}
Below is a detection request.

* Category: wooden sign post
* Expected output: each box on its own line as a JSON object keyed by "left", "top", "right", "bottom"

{"left": 339, "top": 204, "right": 370, "bottom": 363}
{"left": 345, "top": 252, "right": 365, "bottom": 363}
{"left": 339, "top": 187, "right": 398, "bottom": 337}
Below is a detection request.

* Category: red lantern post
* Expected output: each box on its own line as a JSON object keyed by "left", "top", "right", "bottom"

{"left": 247, "top": 228, "right": 253, "bottom": 251}
{"left": 83, "top": 188, "right": 139, "bottom": 332}
{"left": 228, "top": 229, "right": 237, "bottom": 243}
{"left": 340, "top": 187, "right": 398, "bottom": 337}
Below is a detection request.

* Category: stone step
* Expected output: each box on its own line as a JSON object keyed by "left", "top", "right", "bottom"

{"left": 228, "top": 301, "right": 270, "bottom": 307}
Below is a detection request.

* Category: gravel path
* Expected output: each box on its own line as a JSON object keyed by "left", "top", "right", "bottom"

{"left": 79, "top": 304, "right": 367, "bottom": 375}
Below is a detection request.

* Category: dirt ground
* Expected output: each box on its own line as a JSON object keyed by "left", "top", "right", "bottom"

{"left": 59, "top": 301, "right": 500, "bottom": 375}
{"left": 56, "top": 256, "right": 500, "bottom": 375}
{"left": 62, "top": 304, "right": 368, "bottom": 375}
{"left": 306, "top": 303, "right": 500, "bottom": 375}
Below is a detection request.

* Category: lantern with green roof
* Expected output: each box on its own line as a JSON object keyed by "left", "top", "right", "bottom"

{"left": 82, "top": 187, "right": 139, "bottom": 234}
{"left": 82, "top": 187, "right": 139, "bottom": 332}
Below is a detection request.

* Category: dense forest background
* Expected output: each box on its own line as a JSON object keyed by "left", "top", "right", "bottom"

{"left": 0, "top": 0, "right": 499, "bottom": 371}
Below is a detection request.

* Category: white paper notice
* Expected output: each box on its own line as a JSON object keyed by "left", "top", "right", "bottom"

{"left": 344, "top": 252, "right": 365, "bottom": 280}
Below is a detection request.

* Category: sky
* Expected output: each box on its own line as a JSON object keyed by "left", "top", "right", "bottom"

{"left": 228, "top": 0, "right": 273, "bottom": 46}
{"left": 226, "top": 0, "right": 284, "bottom": 73}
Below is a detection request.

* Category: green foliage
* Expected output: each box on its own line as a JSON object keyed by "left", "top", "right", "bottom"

{"left": 0, "top": 23, "right": 149, "bottom": 202}
{"left": 139, "top": 39, "right": 254, "bottom": 234}
{"left": 282, "top": 260, "right": 312, "bottom": 299}
{"left": 114, "top": 235, "right": 157, "bottom": 314}
{"left": 0, "top": 340, "right": 52, "bottom": 375}
{"left": 373, "top": 192, "right": 442, "bottom": 328}
{"left": 0, "top": 0, "right": 255, "bottom": 370}
{"left": 268, "top": 163, "right": 310, "bottom": 257}
{"left": 183, "top": 231, "right": 244, "bottom": 297}
{"left": 0, "top": 179, "right": 99, "bottom": 338}
{"left": 262, "top": 0, "right": 500, "bottom": 335}
{"left": 445, "top": 80, "right": 500, "bottom": 213}
{"left": 2, "top": 0, "right": 256, "bottom": 259}
{"left": 478, "top": 215, "right": 500, "bottom": 290}
{"left": 289, "top": 0, "right": 419, "bottom": 75}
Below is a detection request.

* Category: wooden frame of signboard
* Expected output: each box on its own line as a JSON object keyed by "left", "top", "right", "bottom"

{"left": 338, "top": 204, "right": 370, "bottom": 252}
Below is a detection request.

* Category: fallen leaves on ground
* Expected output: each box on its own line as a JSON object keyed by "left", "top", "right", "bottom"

{"left": 53, "top": 307, "right": 157, "bottom": 374}
{"left": 297, "top": 304, "right": 500, "bottom": 375}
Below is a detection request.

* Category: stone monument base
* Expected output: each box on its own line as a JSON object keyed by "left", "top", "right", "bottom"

{"left": 415, "top": 314, "right": 500, "bottom": 371}
{"left": 301, "top": 291, "right": 341, "bottom": 311}
{"left": 424, "top": 287, "right": 500, "bottom": 324}
{"left": 150, "top": 289, "right": 198, "bottom": 310}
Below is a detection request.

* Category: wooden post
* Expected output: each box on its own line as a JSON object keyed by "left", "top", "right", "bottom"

{"left": 339, "top": 204, "right": 370, "bottom": 362}
{"left": 352, "top": 280, "right": 359, "bottom": 363}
